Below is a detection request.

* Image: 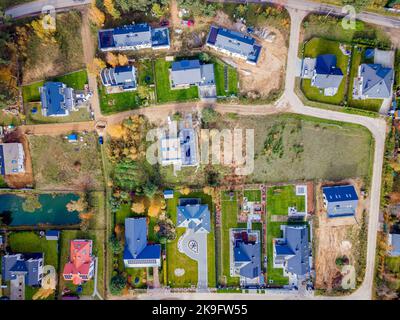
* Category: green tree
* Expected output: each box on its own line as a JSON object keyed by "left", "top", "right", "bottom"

{"left": 110, "top": 275, "right": 127, "bottom": 295}
{"left": 109, "top": 235, "right": 122, "bottom": 254}
{"left": 201, "top": 106, "right": 220, "bottom": 125}
{"left": 143, "top": 181, "right": 157, "bottom": 198}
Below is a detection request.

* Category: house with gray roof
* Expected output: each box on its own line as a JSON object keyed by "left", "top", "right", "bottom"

{"left": 206, "top": 26, "right": 262, "bottom": 65}
{"left": 176, "top": 198, "right": 210, "bottom": 233}
{"left": 273, "top": 225, "right": 310, "bottom": 277}
{"left": 1, "top": 253, "right": 44, "bottom": 286}
{"left": 123, "top": 218, "right": 161, "bottom": 268}
{"left": 98, "top": 23, "right": 170, "bottom": 52}
{"left": 0, "top": 143, "right": 25, "bottom": 175}
{"left": 322, "top": 185, "right": 359, "bottom": 218}
{"left": 357, "top": 63, "right": 394, "bottom": 99}
{"left": 388, "top": 233, "right": 400, "bottom": 256}
{"left": 39, "top": 82, "right": 75, "bottom": 117}
{"left": 100, "top": 65, "right": 137, "bottom": 92}
{"left": 310, "top": 54, "right": 344, "bottom": 96}
{"left": 231, "top": 229, "right": 262, "bottom": 286}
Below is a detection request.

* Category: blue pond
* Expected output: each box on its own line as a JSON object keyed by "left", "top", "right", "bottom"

{"left": 0, "top": 193, "right": 81, "bottom": 226}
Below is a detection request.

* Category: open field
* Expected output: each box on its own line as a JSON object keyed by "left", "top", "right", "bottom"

{"left": 28, "top": 133, "right": 104, "bottom": 191}
{"left": 58, "top": 230, "right": 105, "bottom": 297}
{"left": 347, "top": 47, "right": 383, "bottom": 112}
{"left": 22, "top": 69, "right": 88, "bottom": 103}
{"left": 301, "top": 38, "right": 349, "bottom": 105}
{"left": 243, "top": 189, "right": 261, "bottom": 202}
{"left": 267, "top": 185, "right": 305, "bottom": 215}
{"left": 213, "top": 114, "right": 374, "bottom": 184}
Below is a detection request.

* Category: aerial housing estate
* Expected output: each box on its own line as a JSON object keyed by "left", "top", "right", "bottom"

{"left": 206, "top": 25, "right": 262, "bottom": 65}
{"left": 98, "top": 23, "right": 170, "bottom": 52}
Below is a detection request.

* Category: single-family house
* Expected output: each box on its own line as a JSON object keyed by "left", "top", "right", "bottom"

{"left": 63, "top": 240, "right": 95, "bottom": 285}
{"left": 206, "top": 26, "right": 262, "bottom": 65}
{"left": 388, "top": 233, "right": 400, "bottom": 256}
{"left": 231, "top": 229, "right": 262, "bottom": 285}
{"left": 100, "top": 65, "right": 138, "bottom": 91}
{"left": 45, "top": 230, "right": 60, "bottom": 241}
{"left": 39, "top": 82, "right": 75, "bottom": 117}
{"left": 322, "top": 185, "right": 359, "bottom": 218}
{"left": 170, "top": 59, "right": 215, "bottom": 88}
{"left": 0, "top": 143, "right": 25, "bottom": 175}
{"left": 357, "top": 63, "right": 394, "bottom": 99}
{"left": 98, "top": 23, "right": 170, "bottom": 52}
{"left": 123, "top": 218, "right": 161, "bottom": 268}
{"left": 2, "top": 253, "right": 44, "bottom": 286}
{"left": 176, "top": 198, "right": 210, "bottom": 233}
{"left": 274, "top": 225, "right": 310, "bottom": 277}
{"left": 311, "top": 54, "right": 344, "bottom": 96}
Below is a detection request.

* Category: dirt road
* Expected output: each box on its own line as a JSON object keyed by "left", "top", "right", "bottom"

{"left": 21, "top": 121, "right": 94, "bottom": 135}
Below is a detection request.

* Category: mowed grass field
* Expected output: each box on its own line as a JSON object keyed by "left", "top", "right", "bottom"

{"left": 166, "top": 191, "right": 216, "bottom": 288}
{"left": 154, "top": 58, "right": 199, "bottom": 103}
{"left": 214, "top": 114, "right": 373, "bottom": 184}
{"left": 267, "top": 185, "right": 305, "bottom": 215}
{"left": 28, "top": 133, "right": 104, "bottom": 191}
{"left": 301, "top": 38, "right": 349, "bottom": 105}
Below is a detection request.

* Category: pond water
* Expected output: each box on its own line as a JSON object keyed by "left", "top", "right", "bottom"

{"left": 0, "top": 193, "right": 81, "bottom": 226}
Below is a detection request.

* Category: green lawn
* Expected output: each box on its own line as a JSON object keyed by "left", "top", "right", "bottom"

{"left": 126, "top": 267, "right": 147, "bottom": 288}
{"left": 244, "top": 189, "right": 261, "bottom": 202}
{"left": 98, "top": 82, "right": 142, "bottom": 115}
{"left": 347, "top": 47, "right": 383, "bottom": 112}
{"left": 8, "top": 231, "right": 59, "bottom": 300}
{"left": 213, "top": 59, "right": 239, "bottom": 97}
{"left": 58, "top": 230, "right": 105, "bottom": 298}
{"left": 22, "top": 69, "right": 88, "bottom": 103}
{"left": 386, "top": 256, "right": 400, "bottom": 274}
{"left": 115, "top": 203, "right": 132, "bottom": 225}
{"left": 266, "top": 222, "right": 289, "bottom": 286}
{"left": 137, "top": 59, "right": 155, "bottom": 86}
{"left": 154, "top": 58, "right": 199, "bottom": 103}
{"left": 25, "top": 102, "right": 90, "bottom": 124}
{"left": 267, "top": 185, "right": 305, "bottom": 215}
{"left": 166, "top": 191, "right": 216, "bottom": 288}
{"left": 301, "top": 38, "right": 349, "bottom": 105}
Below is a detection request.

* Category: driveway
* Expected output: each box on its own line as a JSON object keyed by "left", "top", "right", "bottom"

{"left": 178, "top": 229, "right": 208, "bottom": 290}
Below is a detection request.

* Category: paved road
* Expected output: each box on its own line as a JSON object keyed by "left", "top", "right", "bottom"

{"left": 208, "top": 0, "right": 400, "bottom": 28}
{"left": 5, "top": 0, "right": 91, "bottom": 19}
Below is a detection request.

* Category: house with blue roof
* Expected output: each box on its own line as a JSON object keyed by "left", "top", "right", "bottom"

{"left": 206, "top": 25, "right": 262, "bottom": 65}
{"left": 98, "top": 23, "right": 170, "bottom": 52}
{"left": 100, "top": 65, "right": 137, "bottom": 92}
{"left": 39, "top": 82, "right": 76, "bottom": 117}
{"left": 322, "top": 185, "right": 359, "bottom": 218}
{"left": 231, "top": 229, "right": 262, "bottom": 285}
{"left": 273, "top": 225, "right": 310, "bottom": 278}
{"left": 357, "top": 63, "right": 394, "bottom": 99}
{"left": 176, "top": 198, "right": 210, "bottom": 233}
{"left": 2, "top": 253, "right": 44, "bottom": 287}
{"left": 311, "top": 54, "right": 344, "bottom": 96}
{"left": 388, "top": 233, "right": 400, "bottom": 257}
{"left": 163, "top": 190, "right": 174, "bottom": 199}
{"left": 123, "top": 218, "right": 161, "bottom": 268}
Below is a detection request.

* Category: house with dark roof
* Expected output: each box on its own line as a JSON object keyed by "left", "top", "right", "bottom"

{"left": 98, "top": 23, "right": 170, "bottom": 52}
{"left": 273, "top": 225, "right": 310, "bottom": 277}
{"left": 388, "top": 233, "right": 400, "bottom": 256}
{"left": 206, "top": 26, "right": 262, "bottom": 65}
{"left": 39, "top": 82, "right": 75, "bottom": 117}
{"left": 100, "top": 65, "right": 137, "bottom": 92}
{"left": 357, "top": 63, "right": 394, "bottom": 99}
{"left": 124, "top": 218, "right": 161, "bottom": 268}
{"left": 310, "top": 54, "right": 344, "bottom": 96}
{"left": 45, "top": 230, "right": 60, "bottom": 241}
{"left": 2, "top": 253, "right": 44, "bottom": 286}
{"left": 63, "top": 240, "right": 95, "bottom": 285}
{"left": 170, "top": 59, "right": 215, "bottom": 88}
{"left": 231, "top": 229, "right": 262, "bottom": 285}
{"left": 176, "top": 198, "right": 210, "bottom": 233}
{"left": 322, "top": 185, "right": 359, "bottom": 218}
{"left": 0, "top": 143, "right": 25, "bottom": 175}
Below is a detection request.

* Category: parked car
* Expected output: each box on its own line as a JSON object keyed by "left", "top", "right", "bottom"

{"left": 181, "top": 19, "right": 194, "bottom": 27}
{"left": 98, "top": 136, "right": 104, "bottom": 145}
{"left": 160, "top": 19, "right": 169, "bottom": 27}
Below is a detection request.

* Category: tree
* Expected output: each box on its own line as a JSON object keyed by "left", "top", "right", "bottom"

{"left": 88, "top": 4, "right": 105, "bottom": 27}
{"left": 179, "top": 187, "right": 191, "bottom": 195}
{"left": 66, "top": 197, "right": 88, "bottom": 212}
{"left": 199, "top": 52, "right": 210, "bottom": 62}
{"left": 106, "top": 52, "right": 119, "bottom": 67}
{"left": 131, "top": 201, "right": 145, "bottom": 214}
{"left": 151, "top": 3, "right": 165, "bottom": 18}
{"left": 110, "top": 275, "right": 127, "bottom": 295}
{"left": 30, "top": 18, "right": 56, "bottom": 43}
{"left": 117, "top": 54, "right": 128, "bottom": 66}
{"left": 88, "top": 58, "right": 106, "bottom": 75}
{"left": 115, "top": 0, "right": 151, "bottom": 12}
{"left": 157, "top": 218, "right": 176, "bottom": 241}
{"left": 201, "top": 107, "right": 220, "bottom": 125}
{"left": 104, "top": 0, "right": 121, "bottom": 19}
{"left": 109, "top": 235, "right": 122, "bottom": 254}
{"left": 144, "top": 181, "right": 157, "bottom": 198}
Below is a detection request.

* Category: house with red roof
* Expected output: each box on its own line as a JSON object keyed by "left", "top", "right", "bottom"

{"left": 62, "top": 240, "right": 95, "bottom": 285}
